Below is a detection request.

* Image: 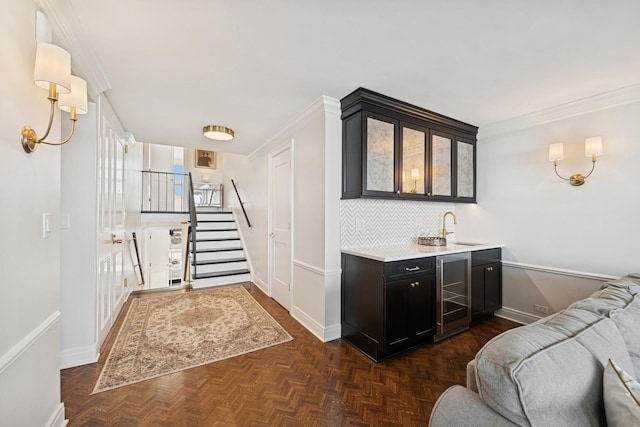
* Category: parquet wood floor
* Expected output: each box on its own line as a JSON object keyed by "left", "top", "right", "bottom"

{"left": 61, "top": 282, "right": 519, "bottom": 426}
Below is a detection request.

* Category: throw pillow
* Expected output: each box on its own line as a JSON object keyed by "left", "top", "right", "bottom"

{"left": 603, "top": 359, "right": 640, "bottom": 427}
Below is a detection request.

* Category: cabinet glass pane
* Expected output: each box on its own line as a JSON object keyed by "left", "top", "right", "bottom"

{"left": 431, "top": 134, "right": 452, "bottom": 196}
{"left": 402, "top": 127, "right": 425, "bottom": 194}
{"left": 457, "top": 141, "right": 474, "bottom": 198}
{"left": 366, "top": 118, "right": 395, "bottom": 192}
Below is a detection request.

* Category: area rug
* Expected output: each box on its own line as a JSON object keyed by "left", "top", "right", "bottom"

{"left": 92, "top": 285, "right": 292, "bottom": 393}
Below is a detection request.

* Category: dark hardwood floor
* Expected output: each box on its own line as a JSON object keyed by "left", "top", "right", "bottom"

{"left": 61, "top": 283, "right": 519, "bottom": 426}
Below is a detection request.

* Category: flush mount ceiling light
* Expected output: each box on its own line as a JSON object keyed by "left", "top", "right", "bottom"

{"left": 203, "top": 125, "right": 234, "bottom": 141}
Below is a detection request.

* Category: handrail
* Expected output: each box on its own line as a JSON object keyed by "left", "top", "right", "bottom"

{"left": 188, "top": 172, "right": 198, "bottom": 228}
{"left": 186, "top": 172, "right": 198, "bottom": 282}
{"left": 231, "top": 179, "right": 252, "bottom": 228}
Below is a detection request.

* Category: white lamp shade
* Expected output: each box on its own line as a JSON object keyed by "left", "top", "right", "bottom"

{"left": 411, "top": 168, "right": 420, "bottom": 180}
{"left": 585, "top": 137, "right": 603, "bottom": 157}
{"left": 33, "top": 43, "right": 71, "bottom": 94}
{"left": 58, "top": 76, "right": 88, "bottom": 114}
{"left": 548, "top": 142, "right": 564, "bottom": 161}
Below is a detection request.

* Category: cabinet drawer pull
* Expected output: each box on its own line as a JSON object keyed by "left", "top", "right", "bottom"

{"left": 410, "top": 282, "right": 420, "bottom": 288}
{"left": 405, "top": 266, "right": 421, "bottom": 272}
{"left": 487, "top": 267, "right": 493, "bottom": 272}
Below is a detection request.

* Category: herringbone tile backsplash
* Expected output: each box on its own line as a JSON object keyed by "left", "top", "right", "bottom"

{"left": 340, "top": 199, "right": 455, "bottom": 248}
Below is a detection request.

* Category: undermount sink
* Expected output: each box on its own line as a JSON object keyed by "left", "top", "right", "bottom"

{"left": 451, "top": 241, "right": 483, "bottom": 246}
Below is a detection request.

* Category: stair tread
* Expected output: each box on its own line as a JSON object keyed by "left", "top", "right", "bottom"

{"left": 196, "top": 237, "right": 241, "bottom": 242}
{"left": 198, "top": 220, "right": 235, "bottom": 223}
{"left": 193, "top": 248, "right": 244, "bottom": 253}
{"left": 193, "top": 257, "right": 247, "bottom": 266}
{"left": 196, "top": 228, "right": 237, "bottom": 232}
{"left": 194, "top": 269, "right": 250, "bottom": 279}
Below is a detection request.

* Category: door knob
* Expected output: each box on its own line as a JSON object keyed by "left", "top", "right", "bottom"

{"left": 111, "top": 234, "right": 123, "bottom": 244}
{"left": 269, "top": 233, "right": 275, "bottom": 237}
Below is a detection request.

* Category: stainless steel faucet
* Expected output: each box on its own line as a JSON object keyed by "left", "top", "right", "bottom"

{"left": 441, "top": 211, "right": 457, "bottom": 240}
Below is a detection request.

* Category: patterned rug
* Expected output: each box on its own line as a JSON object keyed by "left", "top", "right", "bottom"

{"left": 92, "top": 285, "right": 292, "bottom": 394}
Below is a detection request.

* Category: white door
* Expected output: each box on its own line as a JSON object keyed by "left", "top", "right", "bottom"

{"left": 96, "top": 100, "right": 128, "bottom": 350}
{"left": 146, "top": 228, "right": 170, "bottom": 289}
{"left": 269, "top": 145, "right": 292, "bottom": 310}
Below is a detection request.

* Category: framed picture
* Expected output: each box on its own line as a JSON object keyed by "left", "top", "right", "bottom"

{"left": 195, "top": 149, "right": 216, "bottom": 169}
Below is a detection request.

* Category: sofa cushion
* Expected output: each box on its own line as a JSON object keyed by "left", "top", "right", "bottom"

{"left": 603, "top": 359, "right": 640, "bottom": 427}
{"left": 609, "top": 294, "right": 640, "bottom": 378}
{"left": 475, "top": 308, "right": 634, "bottom": 427}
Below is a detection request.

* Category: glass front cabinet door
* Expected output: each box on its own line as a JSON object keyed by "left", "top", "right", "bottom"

{"left": 400, "top": 124, "right": 427, "bottom": 197}
{"left": 364, "top": 115, "right": 397, "bottom": 196}
{"left": 340, "top": 88, "right": 478, "bottom": 203}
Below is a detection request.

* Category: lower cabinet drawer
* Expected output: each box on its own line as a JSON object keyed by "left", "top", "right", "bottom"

{"left": 385, "top": 257, "right": 435, "bottom": 280}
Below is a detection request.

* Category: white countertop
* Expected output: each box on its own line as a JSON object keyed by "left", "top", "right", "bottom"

{"left": 341, "top": 242, "right": 504, "bottom": 262}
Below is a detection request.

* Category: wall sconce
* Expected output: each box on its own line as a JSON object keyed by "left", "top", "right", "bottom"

{"left": 21, "top": 43, "right": 87, "bottom": 154}
{"left": 549, "top": 137, "right": 603, "bottom": 186}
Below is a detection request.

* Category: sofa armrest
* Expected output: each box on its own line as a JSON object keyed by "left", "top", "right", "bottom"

{"left": 429, "top": 385, "right": 518, "bottom": 427}
{"left": 466, "top": 359, "right": 477, "bottom": 392}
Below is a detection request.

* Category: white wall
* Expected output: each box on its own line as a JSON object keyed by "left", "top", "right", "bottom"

{"left": 0, "top": 0, "right": 66, "bottom": 425}
{"left": 221, "top": 96, "right": 342, "bottom": 341}
{"left": 457, "top": 92, "right": 640, "bottom": 323}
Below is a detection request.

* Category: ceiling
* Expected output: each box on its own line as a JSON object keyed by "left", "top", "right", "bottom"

{"left": 54, "top": 0, "right": 640, "bottom": 155}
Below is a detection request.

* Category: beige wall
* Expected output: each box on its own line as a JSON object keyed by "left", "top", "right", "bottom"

{"left": 457, "top": 96, "right": 640, "bottom": 323}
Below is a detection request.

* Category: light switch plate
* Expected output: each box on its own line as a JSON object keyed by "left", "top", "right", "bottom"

{"left": 42, "top": 213, "right": 52, "bottom": 238}
{"left": 60, "top": 213, "right": 71, "bottom": 229}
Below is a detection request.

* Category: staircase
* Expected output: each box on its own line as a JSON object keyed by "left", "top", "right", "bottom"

{"left": 190, "top": 207, "right": 251, "bottom": 288}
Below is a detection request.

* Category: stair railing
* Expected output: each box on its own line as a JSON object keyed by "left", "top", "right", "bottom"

{"left": 184, "top": 172, "right": 198, "bottom": 282}
{"left": 141, "top": 170, "right": 189, "bottom": 213}
{"left": 231, "top": 179, "right": 252, "bottom": 228}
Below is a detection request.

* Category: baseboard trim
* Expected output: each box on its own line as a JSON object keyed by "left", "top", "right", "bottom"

{"left": 60, "top": 345, "right": 98, "bottom": 369}
{"left": 0, "top": 311, "right": 61, "bottom": 376}
{"left": 46, "top": 403, "right": 68, "bottom": 427}
{"left": 291, "top": 305, "right": 340, "bottom": 343}
{"left": 501, "top": 261, "right": 617, "bottom": 282}
{"left": 495, "top": 307, "right": 542, "bottom": 325}
{"left": 252, "top": 275, "right": 269, "bottom": 295}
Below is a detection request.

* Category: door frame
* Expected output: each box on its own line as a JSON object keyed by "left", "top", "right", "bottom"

{"left": 267, "top": 140, "right": 294, "bottom": 310}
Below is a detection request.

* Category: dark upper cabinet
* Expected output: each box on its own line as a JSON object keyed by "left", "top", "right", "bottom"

{"left": 341, "top": 87, "right": 478, "bottom": 203}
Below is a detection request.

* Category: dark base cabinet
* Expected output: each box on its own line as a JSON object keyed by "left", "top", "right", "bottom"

{"left": 471, "top": 249, "right": 502, "bottom": 322}
{"left": 341, "top": 253, "right": 435, "bottom": 362}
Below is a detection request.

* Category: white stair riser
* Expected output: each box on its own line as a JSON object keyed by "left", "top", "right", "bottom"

{"left": 193, "top": 261, "right": 248, "bottom": 274}
{"left": 196, "top": 222, "right": 237, "bottom": 231}
{"left": 196, "top": 230, "right": 239, "bottom": 239}
{"left": 192, "top": 273, "right": 252, "bottom": 288}
{"left": 197, "top": 213, "right": 234, "bottom": 222}
{"left": 195, "top": 240, "right": 242, "bottom": 250}
{"left": 194, "top": 250, "right": 245, "bottom": 261}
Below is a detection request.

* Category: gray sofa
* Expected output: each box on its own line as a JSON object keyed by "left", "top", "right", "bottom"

{"left": 429, "top": 274, "right": 640, "bottom": 427}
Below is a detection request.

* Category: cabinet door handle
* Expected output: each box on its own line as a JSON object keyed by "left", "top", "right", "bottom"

{"left": 405, "top": 266, "right": 421, "bottom": 272}
{"left": 487, "top": 267, "right": 493, "bottom": 272}
{"left": 410, "top": 282, "right": 420, "bottom": 288}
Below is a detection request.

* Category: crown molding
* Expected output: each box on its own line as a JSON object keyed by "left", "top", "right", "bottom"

{"left": 478, "top": 83, "right": 640, "bottom": 140}
{"left": 248, "top": 95, "right": 340, "bottom": 159}
{"left": 35, "top": 0, "right": 111, "bottom": 99}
